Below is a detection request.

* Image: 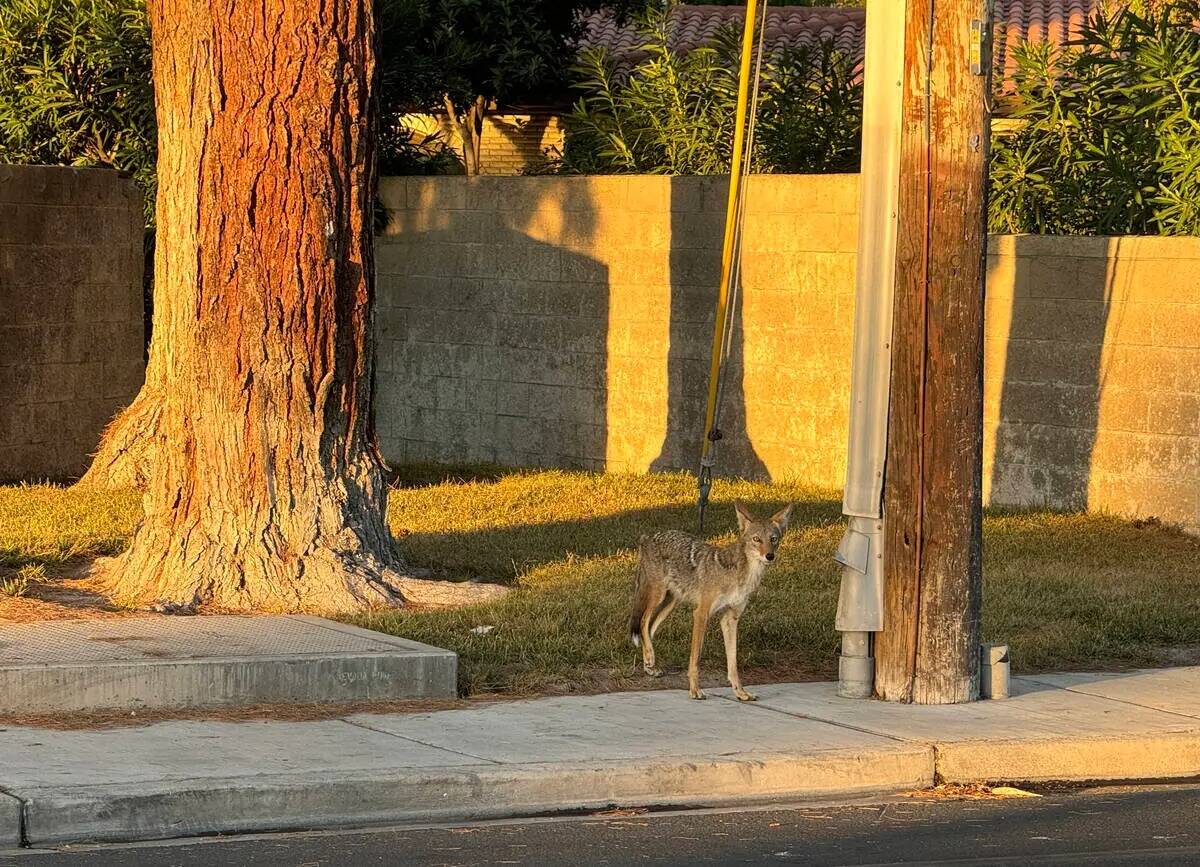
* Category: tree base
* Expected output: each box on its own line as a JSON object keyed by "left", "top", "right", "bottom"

{"left": 92, "top": 551, "right": 507, "bottom": 614}
{"left": 80, "top": 391, "right": 512, "bottom": 614}
{"left": 77, "top": 390, "right": 160, "bottom": 490}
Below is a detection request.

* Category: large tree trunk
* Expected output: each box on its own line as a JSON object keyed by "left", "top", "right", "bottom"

{"left": 98, "top": 0, "right": 504, "bottom": 612}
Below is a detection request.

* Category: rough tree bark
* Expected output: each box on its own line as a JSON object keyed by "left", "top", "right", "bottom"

{"left": 94, "top": 0, "right": 505, "bottom": 612}
{"left": 78, "top": 388, "right": 160, "bottom": 490}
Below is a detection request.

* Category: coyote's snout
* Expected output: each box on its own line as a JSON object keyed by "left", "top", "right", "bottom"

{"left": 628, "top": 500, "right": 793, "bottom": 701}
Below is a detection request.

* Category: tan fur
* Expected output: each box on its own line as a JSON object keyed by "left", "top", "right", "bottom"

{"left": 628, "top": 501, "right": 793, "bottom": 700}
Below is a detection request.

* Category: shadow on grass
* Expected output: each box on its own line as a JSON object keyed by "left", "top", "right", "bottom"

{"left": 362, "top": 495, "right": 1200, "bottom": 698}
{"left": 363, "top": 484, "right": 847, "bottom": 696}
{"left": 354, "top": 516, "right": 845, "bottom": 698}
{"left": 385, "top": 462, "right": 527, "bottom": 490}
{"left": 393, "top": 494, "right": 843, "bottom": 582}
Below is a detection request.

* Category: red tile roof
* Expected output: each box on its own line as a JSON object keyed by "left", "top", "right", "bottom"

{"left": 580, "top": 5, "right": 865, "bottom": 74}
{"left": 993, "top": 0, "right": 1098, "bottom": 86}
{"left": 580, "top": 2, "right": 1102, "bottom": 88}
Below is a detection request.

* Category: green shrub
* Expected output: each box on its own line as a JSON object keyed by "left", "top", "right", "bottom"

{"left": 756, "top": 40, "right": 863, "bottom": 174}
{"left": 0, "top": 0, "right": 155, "bottom": 222}
{"left": 559, "top": 5, "right": 862, "bottom": 174}
{"left": 0, "top": 0, "right": 508, "bottom": 208}
{"left": 378, "top": 128, "right": 464, "bottom": 176}
{"left": 989, "top": 5, "right": 1200, "bottom": 235}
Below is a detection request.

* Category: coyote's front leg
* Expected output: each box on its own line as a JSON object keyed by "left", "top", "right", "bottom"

{"left": 688, "top": 597, "right": 714, "bottom": 699}
{"left": 721, "top": 609, "right": 755, "bottom": 701}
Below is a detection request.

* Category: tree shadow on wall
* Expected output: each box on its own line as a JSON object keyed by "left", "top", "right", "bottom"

{"left": 650, "top": 176, "right": 768, "bottom": 481}
{"left": 376, "top": 178, "right": 609, "bottom": 473}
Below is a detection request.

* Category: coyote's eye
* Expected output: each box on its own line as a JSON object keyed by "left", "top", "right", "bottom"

{"left": 752, "top": 535, "right": 761, "bottom": 543}
{"left": 770, "top": 536, "right": 778, "bottom": 544}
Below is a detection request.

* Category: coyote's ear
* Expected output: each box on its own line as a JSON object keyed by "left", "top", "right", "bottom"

{"left": 734, "top": 500, "right": 753, "bottom": 533}
{"left": 771, "top": 503, "right": 794, "bottom": 533}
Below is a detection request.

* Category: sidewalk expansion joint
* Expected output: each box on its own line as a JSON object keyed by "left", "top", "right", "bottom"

{"left": 0, "top": 784, "right": 29, "bottom": 848}
{"left": 1020, "top": 677, "right": 1200, "bottom": 723}
{"left": 931, "top": 744, "right": 945, "bottom": 785}
{"left": 339, "top": 717, "right": 503, "bottom": 765}
{"left": 712, "top": 693, "right": 913, "bottom": 745}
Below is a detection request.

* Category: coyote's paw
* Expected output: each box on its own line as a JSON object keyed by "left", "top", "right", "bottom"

{"left": 734, "top": 688, "right": 757, "bottom": 702}
{"left": 689, "top": 687, "right": 707, "bottom": 700}
{"left": 644, "top": 664, "right": 663, "bottom": 678}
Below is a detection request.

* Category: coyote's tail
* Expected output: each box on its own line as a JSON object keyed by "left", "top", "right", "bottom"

{"left": 628, "top": 536, "right": 648, "bottom": 647}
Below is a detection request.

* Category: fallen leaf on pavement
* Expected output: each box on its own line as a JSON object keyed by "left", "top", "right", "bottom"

{"left": 905, "top": 783, "right": 1042, "bottom": 801}
{"left": 991, "top": 786, "right": 1042, "bottom": 799}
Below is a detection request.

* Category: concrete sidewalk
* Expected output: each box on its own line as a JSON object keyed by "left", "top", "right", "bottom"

{"left": 3, "top": 666, "right": 1200, "bottom": 848}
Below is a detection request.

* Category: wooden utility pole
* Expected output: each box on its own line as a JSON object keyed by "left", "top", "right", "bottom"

{"left": 874, "top": 1, "right": 992, "bottom": 703}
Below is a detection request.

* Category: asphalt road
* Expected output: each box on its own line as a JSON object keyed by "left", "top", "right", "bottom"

{"left": 4, "top": 783, "right": 1200, "bottom": 866}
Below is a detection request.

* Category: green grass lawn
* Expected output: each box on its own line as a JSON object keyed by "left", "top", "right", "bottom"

{"left": 3, "top": 466, "right": 1200, "bottom": 697}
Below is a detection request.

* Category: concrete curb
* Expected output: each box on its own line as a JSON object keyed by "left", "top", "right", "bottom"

{"left": 0, "top": 617, "right": 457, "bottom": 714}
{"left": 937, "top": 731, "right": 1200, "bottom": 784}
{"left": 18, "top": 745, "right": 933, "bottom": 845}
{"left": 8, "top": 668, "right": 1200, "bottom": 847}
{"left": 0, "top": 790, "right": 21, "bottom": 848}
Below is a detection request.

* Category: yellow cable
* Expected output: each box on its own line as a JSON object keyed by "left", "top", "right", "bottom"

{"left": 700, "top": 0, "right": 759, "bottom": 468}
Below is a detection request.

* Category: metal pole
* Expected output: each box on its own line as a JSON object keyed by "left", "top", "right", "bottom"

{"left": 833, "top": 0, "right": 906, "bottom": 699}
{"left": 700, "top": 0, "right": 760, "bottom": 470}
{"left": 698, "top": 0, "right": 763, "bottom": 531}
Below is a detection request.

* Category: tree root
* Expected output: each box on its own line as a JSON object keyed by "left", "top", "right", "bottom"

{"left": 390, "top": 575, "right": 509, "bottom": 608}
{"left": 89, "top": 553, "right": 508, "bottom": 614}
{"left": 76, "top": 390, "right": 161, "bottom": 491}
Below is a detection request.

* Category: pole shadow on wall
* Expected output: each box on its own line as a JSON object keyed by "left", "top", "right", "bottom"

{"left": 380, "top": 178, "right": 608, "bottom": 473}
{"left": 989, "top": 237, "right": 1115, "bottom": 511}
{"left": 650, "top": 176, "right": 768, "bottom": 481}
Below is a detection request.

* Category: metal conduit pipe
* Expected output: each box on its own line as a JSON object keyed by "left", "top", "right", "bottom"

{"left": 833, "top": 0, "right": 905, "bottom": 698}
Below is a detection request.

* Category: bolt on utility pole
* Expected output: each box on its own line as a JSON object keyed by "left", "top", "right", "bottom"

{"left": 872, "top": 0, "right": 993, "bottom": 704}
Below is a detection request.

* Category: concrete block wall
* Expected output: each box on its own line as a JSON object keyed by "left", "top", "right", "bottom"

{"left": 378, "top": 175, "right": 1200, "bottom": 530}
{"left": 375, "top": 174, "right": 858, "bottom": 476}
{"left": 984, "top": 235, "right": 1200, "bottom": 528}
{"left": 0, "top": 165, "right": 145, "bottom": 482}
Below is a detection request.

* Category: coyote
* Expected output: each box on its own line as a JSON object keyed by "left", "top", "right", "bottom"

{"left": 628, "top": 501, "right": 793, "bottom": 701}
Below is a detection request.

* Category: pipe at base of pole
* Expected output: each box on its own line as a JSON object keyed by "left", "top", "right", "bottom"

{"left": 837, "top": 631, "right": 874, "bottom": 699}
{"left": 980, "top": 643, "right": 1010, "bottom": 700}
